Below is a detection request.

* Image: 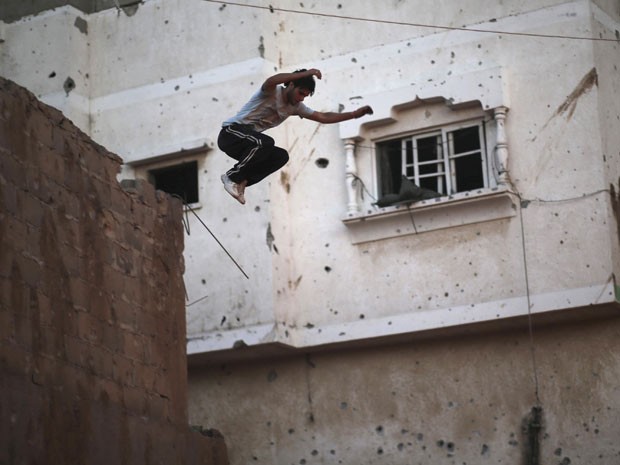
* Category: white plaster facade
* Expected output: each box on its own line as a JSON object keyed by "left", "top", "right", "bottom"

{"left": 3, "top": 1, "right": 620, "bottom": 464}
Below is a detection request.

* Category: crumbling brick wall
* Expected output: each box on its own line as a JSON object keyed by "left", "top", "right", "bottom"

{"left": 0, "top": 76, "right": 228, "bottom": 465}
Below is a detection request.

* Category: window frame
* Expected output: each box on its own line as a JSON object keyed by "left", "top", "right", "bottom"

{"left": 375, "top": 118, "right": 490, "bottom": 200}
{"left": 130, "top": 150, "right": 207, "bottom": 210}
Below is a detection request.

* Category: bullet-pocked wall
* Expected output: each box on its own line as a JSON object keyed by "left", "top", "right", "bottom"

{"left": 4, "top": 1, "right": 618, "bottom": 348}
{"left": 2, "top": 1, "right": 620, "bottom": 465}
{"left": 189, "top": 314, "right": 620, "bottom": 465}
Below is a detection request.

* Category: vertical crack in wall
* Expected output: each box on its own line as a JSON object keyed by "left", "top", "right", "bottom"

{"left": 304, "top": 354, "right": 316, "bottom": 425}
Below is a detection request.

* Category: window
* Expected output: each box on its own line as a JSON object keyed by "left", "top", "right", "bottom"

{"left": 376, "top": 121, "right": 488, "bottom": 203}
{"left": 148, "top": 161, "right": 199, "bottom": 204}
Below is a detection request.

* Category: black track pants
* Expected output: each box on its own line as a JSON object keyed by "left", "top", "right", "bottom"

{"left": 217, "top": 124, "right": 289, "bottom": 187}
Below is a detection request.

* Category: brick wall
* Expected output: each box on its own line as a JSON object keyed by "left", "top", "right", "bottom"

{"left": 0, "top": 76, "right": 228, "bottom": 465}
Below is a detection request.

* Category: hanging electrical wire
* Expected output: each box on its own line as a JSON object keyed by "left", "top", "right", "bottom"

{"left": 185, "top": 201, "right": 250, "bottom": 279}
{"left": 171, "top": 194, "right": 250, "bottom": 280}
{"left": 515, "top": 190, "right": 542, "bottom": 406}
{"left": 204, "top": 0, "right": 620, "bottom": 43}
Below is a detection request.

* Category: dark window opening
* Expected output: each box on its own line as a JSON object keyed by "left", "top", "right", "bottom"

{"left": 376, "top": 123, "right": 487, "bottom": 207}
{"left": 450, "top": 126, "right": 484, "bottom": 193}
{"left": 149, "top": 161, "right": 199, "bottom": 204}
{"left": 453, "top": 126, "right": 481, "bottom": 153}
{"left": 454, "top": 154, "right": 484, "bottom": 192}
{"left": 377, "top": 139, "right": 403, "bottom": 198}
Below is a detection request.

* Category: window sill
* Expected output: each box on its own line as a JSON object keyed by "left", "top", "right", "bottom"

{"left": 342, "top": 187, "right": 518, "bottom": 244}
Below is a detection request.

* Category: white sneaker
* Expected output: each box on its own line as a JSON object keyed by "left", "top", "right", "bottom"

{"left": 221, "top": 174, "right": 245, "bottom": 205}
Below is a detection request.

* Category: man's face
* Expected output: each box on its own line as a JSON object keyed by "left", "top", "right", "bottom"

{"left": 287, "top": 85, "right": 311, "bottom": 105}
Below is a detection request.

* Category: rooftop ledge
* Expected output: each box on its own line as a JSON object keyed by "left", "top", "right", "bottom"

{"left": 342, "top": 186, "right": 518, "bottom": 244}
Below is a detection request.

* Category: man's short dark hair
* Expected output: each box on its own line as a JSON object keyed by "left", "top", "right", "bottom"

{"left": 285, "top": 69, "right": 316, "bottom": 95}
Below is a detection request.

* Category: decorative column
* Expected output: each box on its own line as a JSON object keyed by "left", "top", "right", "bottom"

{"left": 494, "top": 106, "right": 510, "bottom": 186}
{"left": 344, "top": 139, "right": 360, "bottom": 214}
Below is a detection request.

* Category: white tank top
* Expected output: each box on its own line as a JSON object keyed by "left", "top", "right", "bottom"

{"left": 223, "top": 85, "right": 314, "bottom": 132}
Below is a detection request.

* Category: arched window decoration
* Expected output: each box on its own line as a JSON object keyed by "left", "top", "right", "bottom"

{"left": 338, "top": 67, "right": 517, "bottom": 243}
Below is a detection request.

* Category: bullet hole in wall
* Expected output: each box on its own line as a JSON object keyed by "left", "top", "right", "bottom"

{"left": 280, "top": 171, "right": 291, "bottom": 193}
{"left": 324, "top": 266, "right": 331, "bottom": 272}
{"left": 49, "top": 71, "right": 56, "bottom": 78}
{"left": 63, "top": 77, "right": 75, "bottom": 95}
{"left": 315, "top": 158, "right": 329, "bottom": 168}
{"left": 258, "top": 36, "right": 265, "bottom": 57}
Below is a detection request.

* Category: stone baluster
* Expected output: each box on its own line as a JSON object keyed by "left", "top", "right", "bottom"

{"left": 494, "top": 106, "right": 510, "bottom": 186}
{"left": 344, "top": 139, "right": 360, "bottom": 214}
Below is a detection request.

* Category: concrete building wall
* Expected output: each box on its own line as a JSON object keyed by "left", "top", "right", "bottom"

{"left": 2, "top": 1, "right": 620, "bottom": 464}
{"left": 0, "top": 76, "right": 227, "bottom": 465}
{"left": 189, "top": 314, "right": 620, "bottom": 465}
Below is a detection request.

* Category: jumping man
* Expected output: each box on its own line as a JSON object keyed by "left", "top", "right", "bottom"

{"left": 218, "top": 68, "right": 373, "bottom": 204}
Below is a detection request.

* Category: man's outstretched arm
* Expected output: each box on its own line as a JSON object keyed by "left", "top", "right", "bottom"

{"left": 306, "top": 105, "right": 374, "bottom": 124}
